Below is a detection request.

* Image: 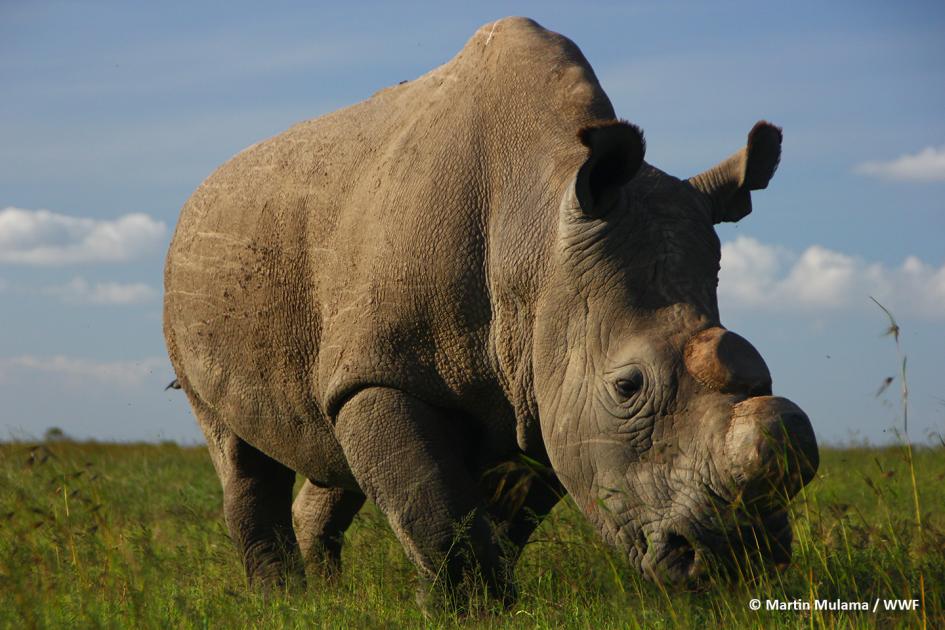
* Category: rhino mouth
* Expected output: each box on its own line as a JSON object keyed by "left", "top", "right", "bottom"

{"left": 641, "top": 531, "right": 704, "bottom": 586}
{"left": 640, "top": 509, "right": 793, "bottom": 588}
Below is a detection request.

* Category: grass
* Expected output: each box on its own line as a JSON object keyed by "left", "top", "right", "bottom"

{"left": 0, "top": 440, "right": 942, "bottom": 629}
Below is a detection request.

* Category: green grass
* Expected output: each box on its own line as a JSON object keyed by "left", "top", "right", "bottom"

{"left": 0, "top": 441, "right": 942, "bottom": 629}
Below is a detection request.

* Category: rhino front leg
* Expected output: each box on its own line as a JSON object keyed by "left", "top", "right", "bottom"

{"left": 334, "top": 387, "right": 511, "bottom": 605}
{"left": 292, "top": 480, "right": 365, "bottom": 579}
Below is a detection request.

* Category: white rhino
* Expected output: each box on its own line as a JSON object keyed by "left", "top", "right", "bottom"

{"left": 164, "top": 17, "right": 818, "bottom": 601}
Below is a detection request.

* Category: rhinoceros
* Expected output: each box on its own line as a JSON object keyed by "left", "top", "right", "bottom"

{"left": 164, "top": 17, "right": 818, "bottom": 600}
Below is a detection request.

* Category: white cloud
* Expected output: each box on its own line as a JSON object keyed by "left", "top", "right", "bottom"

{"left": 0, "top": 355, "right": 167, "bottom": 388}
{"left": 854, "top": 146, "right": 945, "bottom": 182}
{"left": 0, "top": 207, "right": 166, "bottom": 265}
{"left": 720, "top": 237, "right": 945, "bottom": 319}
{"left": 780, "top": 246, "right": 859, "bottom": 307}
{"left": 44, "top": 277, "right": 158, "bottom": 305}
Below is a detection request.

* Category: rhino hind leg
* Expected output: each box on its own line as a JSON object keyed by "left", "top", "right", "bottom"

{"left": 334, "top": 387, "right": 513, "bottom": 606}
{"left": 292, "top": 480, "right": 365, "bottom": 579}
{"left": 192, "top": 401, "right": 304, "bottom": 589}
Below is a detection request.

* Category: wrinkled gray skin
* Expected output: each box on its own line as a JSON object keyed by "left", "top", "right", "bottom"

{"left": 164, "top": 17, "right": 818, "bottom": 599}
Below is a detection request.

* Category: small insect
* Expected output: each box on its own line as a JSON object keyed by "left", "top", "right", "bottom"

{"left": 874, "top": 376, "right": 894, "bottom": 397}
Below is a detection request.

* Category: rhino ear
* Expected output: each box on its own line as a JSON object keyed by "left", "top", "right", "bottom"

{"left": 688, "top": 121, "right": 782, "bottom": 224}
{"left": 576, "top": 121, "right": 645, "bottom": 215}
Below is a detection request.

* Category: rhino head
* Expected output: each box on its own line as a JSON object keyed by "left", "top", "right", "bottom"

{"left": 532, "top": 121, "right": 818, "bottom": 585}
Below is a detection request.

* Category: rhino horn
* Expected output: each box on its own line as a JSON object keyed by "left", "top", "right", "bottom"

{"left": 688, "top": 121, "right": 782, "bottom": 224}
{"left": 684, "top": 326, "right": 771, "bottom": 395}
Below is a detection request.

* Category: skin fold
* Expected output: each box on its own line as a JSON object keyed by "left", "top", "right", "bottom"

{"left": 164, "top": 17, "right": 818, "bottom": 600}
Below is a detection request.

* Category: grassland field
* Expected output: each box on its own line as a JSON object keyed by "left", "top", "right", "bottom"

{"left": 0, "top": 439, "right": 942, "bottom": 629}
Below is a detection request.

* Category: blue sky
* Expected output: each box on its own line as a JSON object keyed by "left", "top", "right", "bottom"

{"left": 1, "top": 1, "right": 943, "bottom": 444}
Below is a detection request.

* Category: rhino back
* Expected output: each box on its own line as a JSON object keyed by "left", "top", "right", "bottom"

{"left": 164, "top": 17, "right": 615, "bottom": 479}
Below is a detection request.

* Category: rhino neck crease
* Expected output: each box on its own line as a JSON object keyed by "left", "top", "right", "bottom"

{"left": 439, "top": 20, "right": 625, "bottom": 459}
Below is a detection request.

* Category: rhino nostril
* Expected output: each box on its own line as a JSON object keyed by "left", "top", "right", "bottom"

{"left": 665, "top": 533, "right": 696, "bottom": 570}
{"left": 641, "top": 532, "right": 701, "bottom": 585}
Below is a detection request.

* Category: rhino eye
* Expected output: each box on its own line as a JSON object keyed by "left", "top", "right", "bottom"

{"left": 614, "top": 369, "right": 645, "bottom": 400}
